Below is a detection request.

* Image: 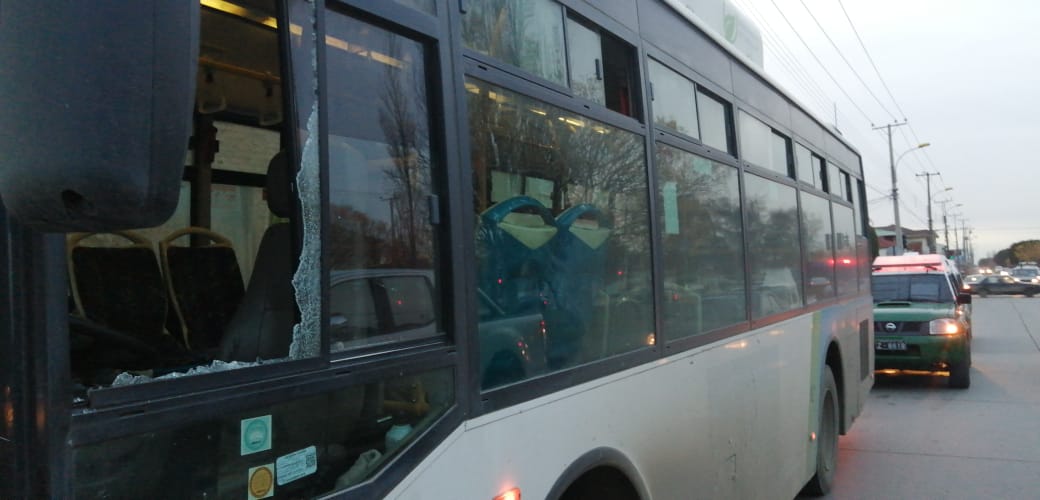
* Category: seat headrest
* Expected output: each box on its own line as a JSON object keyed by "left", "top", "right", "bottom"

{"left": 266, "top": 151, "right": 292, "bottom": 218}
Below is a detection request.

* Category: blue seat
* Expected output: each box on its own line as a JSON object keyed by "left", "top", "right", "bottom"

{"left": 549, "top": 204, "right": 612, "bottom": 366}
{"left": 476, "top": 196, "right": 558, "bottom": 316}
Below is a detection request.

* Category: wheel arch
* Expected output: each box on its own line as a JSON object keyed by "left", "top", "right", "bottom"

{"left": 546, "top": 447, "right": 650, "bottom": 500}
{"left": 824, "top": 340, "right": 848, "bottom": 434}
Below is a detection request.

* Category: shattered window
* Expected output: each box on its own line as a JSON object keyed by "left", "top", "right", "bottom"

{"left": 67, "top": 0, "right": 321, "bottom": 397}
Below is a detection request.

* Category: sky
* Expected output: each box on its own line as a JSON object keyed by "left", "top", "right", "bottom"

{"left": 725, "top": 0, "right": 1040, "bottom": 260}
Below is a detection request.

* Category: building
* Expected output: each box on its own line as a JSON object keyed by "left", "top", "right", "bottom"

{"left": 875, "top": 225, "right": 943, "bottom": 256}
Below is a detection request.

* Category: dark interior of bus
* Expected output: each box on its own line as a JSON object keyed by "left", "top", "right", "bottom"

{"left": 67, "top": 0, "right": 292, "bottom": 393}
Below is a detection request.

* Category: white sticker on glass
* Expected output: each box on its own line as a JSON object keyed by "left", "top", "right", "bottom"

{"left": 276, "top": 446, "right": 318, "bottom": 486}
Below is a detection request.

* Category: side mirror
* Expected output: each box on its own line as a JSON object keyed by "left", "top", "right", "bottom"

{"left": 957, "top": 293, "right": 972, "bottom": 305}
{"left": 0, "top": 2, "right": 199, "bottom": 231}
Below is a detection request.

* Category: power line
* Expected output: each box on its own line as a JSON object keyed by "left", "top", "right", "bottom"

{"left": 836, "top": 0, "right": 943, "bottom": 175}
{"left": 734, "top": 0, "right": 894, "bottom": 172}
{"left": 835, "top": 0, "right": 907, "bottom": 119}
{"left": 765, "top": 0, "right": 879, "bottom": 125}
{"left": 796, "top": 0, "right": 898, "bottom": 121}
{"left": 733, "top": 0, "right": 835, "bottom": 116}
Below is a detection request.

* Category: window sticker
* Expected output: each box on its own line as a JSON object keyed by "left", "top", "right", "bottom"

{"left": 241, "top": 415, "right": 273, "bottom": 456}
{"left": 663, "top": 181, "right": 679, "bottom": 235}
{"left": 276, "top": 446, "right": 318, "bottom": 485}
{"left": 247, "top": 464, "right": 275, "bottom": 500}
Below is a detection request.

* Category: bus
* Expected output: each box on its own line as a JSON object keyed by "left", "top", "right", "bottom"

{"left": 0, "top": 0, "right": 873, "bottom": 498}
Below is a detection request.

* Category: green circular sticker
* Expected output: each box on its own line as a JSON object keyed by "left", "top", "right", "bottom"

{"left": 244, "top": 419, "right": 269, "bottom": 452}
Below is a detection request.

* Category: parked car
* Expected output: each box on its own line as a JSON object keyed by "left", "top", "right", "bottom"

{"left": 971, "top": 274, "right": 1040, "bottom": 297}
{"left": 871, "top": 254, "right": 972, "bottom": 388}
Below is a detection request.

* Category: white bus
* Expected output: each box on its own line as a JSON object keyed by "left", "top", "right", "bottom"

{"left": 0, "top": 0, "right": 872, "bottom": 498}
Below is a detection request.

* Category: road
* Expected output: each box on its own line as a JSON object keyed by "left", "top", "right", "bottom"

{"left": 821, "top": 297, "right": 1040, "bottom": 499}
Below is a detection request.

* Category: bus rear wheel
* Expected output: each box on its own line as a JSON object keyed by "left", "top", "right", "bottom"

{"left": 802, "top": 366, "right": 838, "bottom": 496}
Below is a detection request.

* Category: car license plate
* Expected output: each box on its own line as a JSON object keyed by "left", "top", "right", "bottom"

{"left": 876, "top": 340, "right": 907, "bottom": 351}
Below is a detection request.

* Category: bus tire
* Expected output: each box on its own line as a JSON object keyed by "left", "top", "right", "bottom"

{"left": 802, "top": 366, "right": 838, "bottom": 496}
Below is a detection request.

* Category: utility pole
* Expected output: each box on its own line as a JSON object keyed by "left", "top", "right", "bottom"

{"left": 961, "top": 219, "right": 970, "bottom": 265}
{"left": 936, "top": 199, "right": 960, "bottom": 256}
{"left": 873, "top": 121, "right": 910, "bottom": 255}
{"left": 950, "top": 213, "right": 962, "bottom": 260}
{"left": 917, "top": 172, "right": 941, "bottom": 253}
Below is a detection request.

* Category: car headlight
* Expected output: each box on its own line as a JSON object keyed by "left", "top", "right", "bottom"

{"left": 929, "top": 318, "right": 961, "bottom": 335}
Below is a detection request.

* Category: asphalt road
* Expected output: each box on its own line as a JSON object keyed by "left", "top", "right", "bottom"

{"left": 818, "top": 296, "right": 1040, "bottom": 499}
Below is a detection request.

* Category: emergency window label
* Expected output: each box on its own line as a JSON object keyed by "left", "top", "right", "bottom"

{"left": 241, "top": 415, "right": 272, "bottom": 455}
{"left": 276, "top": 446, "right": 318, "bottom": 485}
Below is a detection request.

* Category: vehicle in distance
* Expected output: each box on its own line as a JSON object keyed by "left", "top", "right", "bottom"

{"left": 1009, "top": 264, "right": 1040, "bottom": 284}
{"left": 962, "top": 274, "right": 984, "bottom": 293}
{"left": 871, "top": 254, "right": 973, "bottom": 388}
{"left": 971, "top": 274, "right": 1040, "bottom": 297}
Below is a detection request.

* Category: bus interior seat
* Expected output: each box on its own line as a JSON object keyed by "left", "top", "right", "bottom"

{"left": 67, "top": 231, "right": 183, "bottom": 377}
{"left": 160, "top": 226, "right": 245, "bottom": 352}
{"left": 219, "top": 151, "right": 296, "bottom": 362}
{"left": 551, "top": 204, "right": 611, "bottom": 365}
{"left": 476, "top": 196, "right": 558, "bottom": 315}
{"left": 68, "top": 231, "right": 170, "bottom": 340}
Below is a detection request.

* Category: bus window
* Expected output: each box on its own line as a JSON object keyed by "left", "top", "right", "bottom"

{"left": 463, "top": 0, "right": 567, "bottom": 86}
{"left": 801, "top": 192, "right": 835, "bottom": 303}
{"left": 697, "top": 89, "right": 733, "bottom": 154}
{"left": 833, "top": 204, "right": 858, "bottom": 296}
{"left": 72, "top": 367, "right": 454, "bottom": 498}
{"left": 744, "top": 175, "right": 804, "bottom": 318}
{"left": 468, "top": 78, "right": 653, "bottom": 386}
{"left": 656, "top": 143, "right": 747, "bottom": 336}
{"left": 323, "top": 11, "right": 443, "bottom": 354}
{"left": 65, "top": 0, "right": 318, "bottom": 396}
{"left": 648, "top": 58, "right": 699, "bottom": 138}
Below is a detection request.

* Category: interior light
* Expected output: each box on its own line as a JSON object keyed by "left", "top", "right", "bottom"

{"left": 201, "top": 0, "right": 278, "bottom": 28}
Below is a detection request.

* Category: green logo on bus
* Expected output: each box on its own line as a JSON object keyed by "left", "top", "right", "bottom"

{"left": 724, "top": 15, "right": 737, "bottom": 42}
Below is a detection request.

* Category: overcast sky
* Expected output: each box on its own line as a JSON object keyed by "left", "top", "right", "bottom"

{"left": 729, "top": 0, "right": 1038, "bottom": 260}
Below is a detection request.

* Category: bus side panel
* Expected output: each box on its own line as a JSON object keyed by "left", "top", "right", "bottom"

{"left": 387, "top": 313, "right": 823, "bottom": 500}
